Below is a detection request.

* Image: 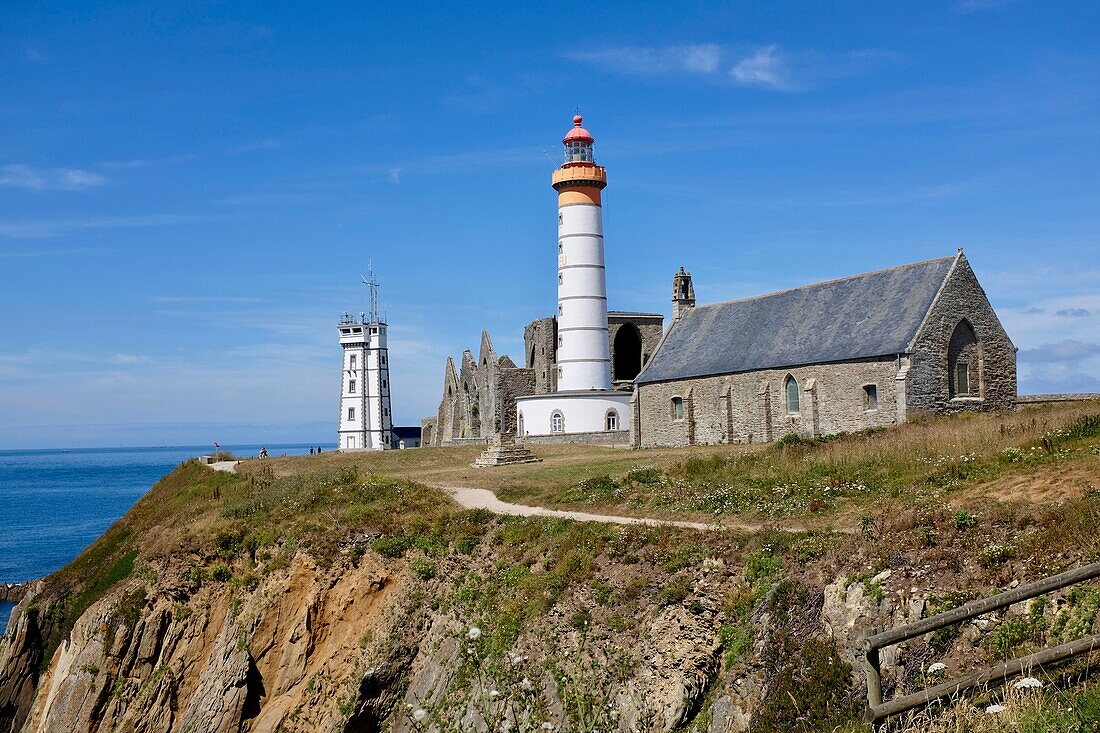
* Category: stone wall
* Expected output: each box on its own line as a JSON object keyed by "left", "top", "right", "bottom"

{"left": 1016, "top": 394, "right": 1100, "bottom": 405}
{"left": 428, "top": 331, "right": 541, "bottom": 445}
{"left": 524, "top": 318, "right": 557, "bottom": 393}
{"left": 636, "top": 358, "right": 902, "bottom": 448}
{"left": 519, "top": 430, "right": 631, "bottom": 447}
{"left": 497, "top": 367, "right": 537, "bottom": 435}
{"left": 906, "top": 255, "right": 1017, "bottom": 414}
{"left": 609, "top": 313, "right": 664, "bottom": 384}
{"left": 430, "top": 313, "right": 664, "bottom": 446}
{"left": 420, "top": 417, "right": 436, "bottom": 447}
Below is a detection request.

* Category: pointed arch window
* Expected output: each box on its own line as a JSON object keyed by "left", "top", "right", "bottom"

{"left": 948, "top": 320, "right": 980, "bottom": 398}
{"left": 550, "top": 410, "right": 564, "bottom": 433}
{"left": 785, "top": 375, "right": 800, "bottom": 415}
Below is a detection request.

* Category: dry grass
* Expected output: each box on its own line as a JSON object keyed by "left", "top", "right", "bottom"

{"left": 883, "top": 679, "right": 1100, "bottom": 732}
{"left": 236, "top": 401, "right": 1100, "bottom": 526}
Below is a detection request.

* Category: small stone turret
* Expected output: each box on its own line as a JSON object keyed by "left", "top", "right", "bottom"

{"left": 673, "top": 267, "right": 695, "bottom": 320}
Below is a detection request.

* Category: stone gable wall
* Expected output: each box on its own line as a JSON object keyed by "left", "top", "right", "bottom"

{"left": 524, "top": 318, "right": 557, "bottom": 394}
{"left": 636, "top": 358, "right": 901, "bottom": 447}
{"left": 906, "top": 256, "right": 1017, "bottom": 414}
{"left": 608, "top": 314, "right": 664, "bottom": 384}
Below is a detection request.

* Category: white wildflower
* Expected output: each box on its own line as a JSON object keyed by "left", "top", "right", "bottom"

{"left": 927, "top": 662, "right": 948, "bottom": 674}
{"left": 1015, "top": 677, "right": 1042, "bottom": 690}
{"left": 489, "top": 689, "right": 500, "bottom": 699}
{"left": 467, "top": 626, "right": 482, "bottom": 640}
{"left": 986, "top": 704, "right": 1006, "bottom": 714}
{"left": 412, "top": 708, "right": 428, "bottom": 722}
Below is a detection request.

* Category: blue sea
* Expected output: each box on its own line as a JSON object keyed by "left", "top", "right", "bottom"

{"left": 0, "top": 443, "right": 332, "bottom": 628}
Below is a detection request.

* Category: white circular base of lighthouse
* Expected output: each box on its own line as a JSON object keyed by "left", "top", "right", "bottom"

{"left": 515, "top": 391, "right": 631, "bottom": 437}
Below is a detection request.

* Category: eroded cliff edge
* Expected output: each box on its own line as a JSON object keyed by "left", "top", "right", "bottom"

{"left": 2, "top": 411, "right": 1099, "bottom": 733}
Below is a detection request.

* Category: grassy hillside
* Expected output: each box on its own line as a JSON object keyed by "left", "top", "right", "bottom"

{"left": 17, "top": 400, "right": 1100, "bottom": 732}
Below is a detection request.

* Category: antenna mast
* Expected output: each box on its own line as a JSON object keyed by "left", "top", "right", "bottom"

{"left": 361, "top": 264, "right": 380, "bottom": 323}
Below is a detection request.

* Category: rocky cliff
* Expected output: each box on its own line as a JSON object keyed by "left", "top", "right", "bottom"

{"left": 1, "top": 443, "right": 1097, "bottom": 732}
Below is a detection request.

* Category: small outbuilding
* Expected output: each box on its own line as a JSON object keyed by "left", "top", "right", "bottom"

{"left": 633, "top": 251, "right": 1016, "bottom": 447}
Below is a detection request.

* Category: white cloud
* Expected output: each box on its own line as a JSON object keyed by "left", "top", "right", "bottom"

{"left": 148, "top": 295, "right": 264, "bottom": 304}
{"left": 0, "top": 164, "right": 108, "bottom": 191}
{"left": 0, "top": 213, "right": 209, "bottom": 238}
{"left": 1002, "top": 295, "right": 1100, "bottom": 395}
{"left": 565, "top": 44, "right": 723, "bottom": 76}
{"left": 730, "top": 45, "right": 793, "bottom": 91}
{"left": 567, "top": 44, "right": 894, "bottom": 93}
{"left": 229, "top": 139, "right": 281, "bottom": 154}
{"left": 1019, "top": 340, "right": 1100, "bottom": 364}
{"left": 954, "top": 0, "right": 1020, "bottom": 13}
{"left": 388, "top": 167, "right": 402, "bottom": 184}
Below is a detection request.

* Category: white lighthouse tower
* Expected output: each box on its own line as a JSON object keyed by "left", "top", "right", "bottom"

{"left": 337, "top": 269, "right": 393, "bottom": 451}
{"left": 516, "top": 115, "right": 632, "bottom": 439}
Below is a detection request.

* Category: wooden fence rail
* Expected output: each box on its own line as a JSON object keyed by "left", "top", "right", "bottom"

{"left": 861, "top": 561, "right": 1100, "bottom": 724}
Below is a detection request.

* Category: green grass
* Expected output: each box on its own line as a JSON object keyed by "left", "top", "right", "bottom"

{"left": 508, "top": 406, "right": 1100, "bottom": 519}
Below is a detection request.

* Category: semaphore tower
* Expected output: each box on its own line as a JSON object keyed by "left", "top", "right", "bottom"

{"left": 337, "top": 268, "right": 392, "bottom": 451}
{"left": 515, "top": 114, "right": 632, "bottom": 439}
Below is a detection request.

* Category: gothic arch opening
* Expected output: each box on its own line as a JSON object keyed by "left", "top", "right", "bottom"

{"left": 948, "top": 319, "right": 980, "bottom": 397}
{"left": 612, "top": 324, "right": 643, "bottom": 381}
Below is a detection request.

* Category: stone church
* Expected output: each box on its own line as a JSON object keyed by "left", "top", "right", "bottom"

{"left": 421, "top": 312, "right": 663, "bottom": 446}
{"left": 633, "top": 251, "right": 1017, "bottom": 447}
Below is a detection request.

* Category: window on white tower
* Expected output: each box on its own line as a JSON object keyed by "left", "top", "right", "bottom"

{"left": 348, "top": 407, "right": 355, "bottom": 421}
{"left": 382, "top": 379, "right": 388, "bottom": 388}
{"left": 349, "top": 354, "right": 357, "bottom": 369}
{"left": 550, "top": 410, "right": 564, "bottom": 433}
{"left": 349, "top": 379, "right": 356, "bottom": 394}
{"left": 605, "top": 410, "right": 619, "bottom": 431}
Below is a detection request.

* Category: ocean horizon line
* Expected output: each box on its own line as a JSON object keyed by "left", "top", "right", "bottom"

{"left": 0, "top": 442, "right": 337, "bottom": 457}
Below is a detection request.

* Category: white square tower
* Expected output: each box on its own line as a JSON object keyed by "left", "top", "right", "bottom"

{"left": 337, "top": 308, "right": 392, "bottom": 451}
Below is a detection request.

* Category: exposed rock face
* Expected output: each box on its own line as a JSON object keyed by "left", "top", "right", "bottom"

{"left": 2, "top": 539, "right": 1007, "bottom": 733}
{"left": 176, "top": 622, "right": 251, "bottom": 733}
{"left": 4, "top": 555, "right": 402, "bottom": 733}
{"left": 0, "top": 583, "right": 47, "bottom": 733}
{"left": 622, "top": 604, "right": 722, "bottom": 729}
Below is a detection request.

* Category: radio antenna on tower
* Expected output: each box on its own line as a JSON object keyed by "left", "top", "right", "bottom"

{"left": 361, "top": 264, "right": 380, "bottom": 323}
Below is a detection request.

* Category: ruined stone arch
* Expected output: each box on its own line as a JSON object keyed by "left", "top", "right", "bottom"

{"left": 612, "top": 323, "right": 643, "bottom": 381}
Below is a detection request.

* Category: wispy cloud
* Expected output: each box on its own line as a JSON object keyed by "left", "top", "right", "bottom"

{"left": 1019, "top": 339, "right": 1100, "bottom": 364}
{"left": 98, "top": 154, "right": 196, "bottom": 170}
{"left": 0, "top": 245, "right": 114, "bottom": 258}
{"left": 565, "top": 44, "right": 722, "bottom": 76}
{"left": 149, "top": 295, "right": 264, "bottom": 304}
{"left": 229, "top": 139, "right": 281, "bottom": 154}
{"left": 0, "top": 213, "right": 210, "bottom": 238}
{"left": 566, "top": 44, "right": 895, "bottom": 92}
{"left": 954, "top": 0, "right": 1021, "bottom": 13}
{"left": 0, "top": 164, "right": 108, "bottom": 191}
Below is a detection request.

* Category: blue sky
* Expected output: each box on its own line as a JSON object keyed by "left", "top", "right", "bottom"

{"left": 1, "top": 1, "right": 1098, "bottom": 449}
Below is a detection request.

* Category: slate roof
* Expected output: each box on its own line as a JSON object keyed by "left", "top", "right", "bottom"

{"left": 635, "top": 255, "right": 958, "bottom": 384}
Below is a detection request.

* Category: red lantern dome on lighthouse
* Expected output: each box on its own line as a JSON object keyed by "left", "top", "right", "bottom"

{"left": 562, "top": 114, "right": 595, "bottom": 164}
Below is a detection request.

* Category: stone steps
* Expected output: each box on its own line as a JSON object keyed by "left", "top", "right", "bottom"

{"left": 471, "top": 435, "right": 541, "bottom": 467}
